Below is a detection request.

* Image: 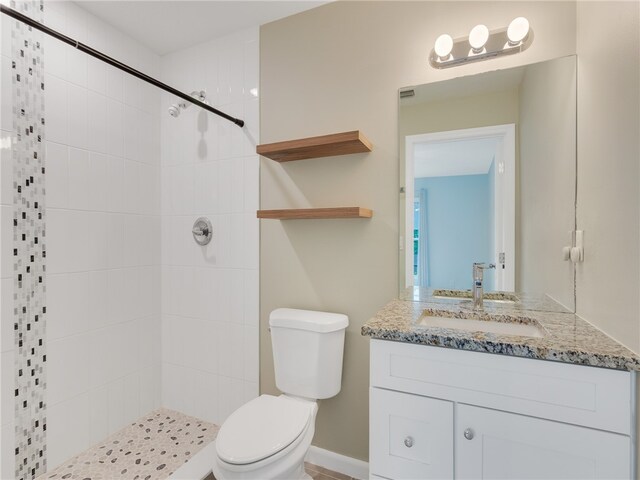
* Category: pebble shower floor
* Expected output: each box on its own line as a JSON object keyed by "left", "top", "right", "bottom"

{"left": 38, "top": 409, "right": 218, "bottom": 480}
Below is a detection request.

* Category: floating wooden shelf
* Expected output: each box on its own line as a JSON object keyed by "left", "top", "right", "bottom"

{"left": 256, "top": 130, "right": 373, "bottom": 162}
{"left": 257, "top": 207, "right": 373, "bottom": 220}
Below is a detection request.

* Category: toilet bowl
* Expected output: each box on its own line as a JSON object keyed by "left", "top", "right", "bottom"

{"left": 212, "top": 308, "right": 348, "bottom": 480}
{"left": 212, "top": 395, "right": 318, "bottom": 479}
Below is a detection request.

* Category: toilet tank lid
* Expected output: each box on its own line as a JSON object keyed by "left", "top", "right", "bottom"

{"left": 269, "top": 308, "right": 348, "bottom": 333}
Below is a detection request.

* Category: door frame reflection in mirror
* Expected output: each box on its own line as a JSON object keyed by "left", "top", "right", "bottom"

{"left": 404, "top": 124, "right": 515, "bottom": 290}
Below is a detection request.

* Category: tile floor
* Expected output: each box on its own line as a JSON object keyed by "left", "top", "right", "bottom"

{"left": 39, "top": 409, "right": 219, "bottom": 480}
{"left": 203, "top": 463, "right": 356, "bottom": 480}
{"left": 304, "top": 463, "right": 358, "bottom": 480}
{"left": 40, "top": 408, "right": 356, "bottom": 480}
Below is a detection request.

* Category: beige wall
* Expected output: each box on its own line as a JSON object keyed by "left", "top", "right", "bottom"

{"left": 399, "top": 90, "right": 520, "bottom": 138}
{"left": 260, "top": 1, "right": 577, "bottom": 461}
{"left": 575, "top": 1, "right": 640, "bottom": 354}
{"left": 518, "top": 57, "right": 576, "bottom": 309}
{"left": 575, "top": 2, "right": 640, "bottom": 467}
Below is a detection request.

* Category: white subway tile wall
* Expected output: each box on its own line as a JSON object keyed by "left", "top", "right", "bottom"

{"left": 159, "top": 26, "right": 260, "bottom": 426}
{"left": 0, "top": 4, "right": 12, "bottom": 471}
{"left": 1, "top": 2, "right": 259, "bottom": 476}
{"left": 1, "top": 0, "right": 162, "bottom": 474}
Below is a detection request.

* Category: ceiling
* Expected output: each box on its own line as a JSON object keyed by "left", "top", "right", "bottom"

{"left": 76, "top": 1, "right": 327, "bottom": 55}
{"left": 414, "top": 137, "right": 498, "bottom": 178}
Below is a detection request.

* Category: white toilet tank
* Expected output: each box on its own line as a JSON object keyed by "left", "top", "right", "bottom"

{"left": 269, "top": 308, "right": 348, "bottom": 400}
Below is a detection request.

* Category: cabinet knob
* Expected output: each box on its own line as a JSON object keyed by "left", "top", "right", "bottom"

{"left": 463, "top": 428, "right": 475, "bottom": 440}
{"left": 404, "top": 436, "right": 414, "bottom": 448}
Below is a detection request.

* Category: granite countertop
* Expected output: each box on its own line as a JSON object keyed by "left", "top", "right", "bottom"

{"left": 362, "top": 298, "right": 640, "bottom": 371}
{"left": 399, "top": 287, "right": 573, "bottom": 314}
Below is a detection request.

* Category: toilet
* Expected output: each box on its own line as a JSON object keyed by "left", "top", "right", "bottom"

{"left": 211, "top": 308, "right": 348, "bottom": 480}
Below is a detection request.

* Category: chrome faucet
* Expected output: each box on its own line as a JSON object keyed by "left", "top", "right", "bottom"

{"left": 472, "top": 263, "right": 496, "bottom": 310}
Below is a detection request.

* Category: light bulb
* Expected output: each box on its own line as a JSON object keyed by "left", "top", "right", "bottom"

{"left": 507, "top": 17, "right": 529, "bottom": 45}
{"left": 434, "top": 34, "right": 453, "bottom": 59}
{"left": 469, "top": 24, "right": 489, "bottom": 52}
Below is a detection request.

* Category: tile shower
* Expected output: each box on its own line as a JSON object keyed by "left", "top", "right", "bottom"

{"left": 0, "top": 1, "right": 259, "bottom": 477}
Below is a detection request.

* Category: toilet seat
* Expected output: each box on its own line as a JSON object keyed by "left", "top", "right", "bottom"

{"left": 216, "top": 395, "right": 314, "bottom": 466}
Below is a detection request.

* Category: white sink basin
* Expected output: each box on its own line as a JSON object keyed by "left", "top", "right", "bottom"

{"left": 417, "top": 310, "right": 545, "bottom": 338}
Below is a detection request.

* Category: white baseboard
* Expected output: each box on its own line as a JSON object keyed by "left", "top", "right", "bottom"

{"left": 305, "top": 446, "right": 369, "bottom": 480}
{"left": 169, "top": 442, "right": 370, "bottom": 480}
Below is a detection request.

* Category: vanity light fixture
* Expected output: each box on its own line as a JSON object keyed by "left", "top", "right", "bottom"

{"left": 434, "top": 33, "right": 454, "bottom": 60}
{"left": 507, "top": 17, "right": 530, "bottom": 45}
{"left": 469, "top": 24, "right": 489, "bottom": 53}
{"left": 429, "top": 17, "right": 532, "bottom": 69}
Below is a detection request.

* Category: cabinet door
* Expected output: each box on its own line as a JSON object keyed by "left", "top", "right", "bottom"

{"left": 456, "top": 404, "right": 631, "bottom": 479}
{"left": 370, "top": 387, "right": 453, "bottom": 479}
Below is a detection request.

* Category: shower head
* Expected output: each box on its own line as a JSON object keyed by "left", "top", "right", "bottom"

{"left": 168, "top": 100, "right": 189, "bottom": 118}
{"left": 168, "top": 104, "right": 181, "bottom": 117}
{"left": 168, "top": 91, "right": 207, "bottom": 118}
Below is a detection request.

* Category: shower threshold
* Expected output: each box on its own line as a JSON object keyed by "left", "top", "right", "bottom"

{"left": 39, "top": 409, "right": 219, "bottom": 480}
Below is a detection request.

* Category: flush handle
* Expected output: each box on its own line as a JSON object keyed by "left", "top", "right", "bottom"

{"left": 464, "top": 428, "right": 475, "bottom": 440}
{"left": 404, "top": 436, "right": 414, "bottom": 448}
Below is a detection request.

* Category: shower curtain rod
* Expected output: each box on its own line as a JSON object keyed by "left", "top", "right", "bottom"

{"left": 1, "top": 4, "right": 245, "bottom": 127}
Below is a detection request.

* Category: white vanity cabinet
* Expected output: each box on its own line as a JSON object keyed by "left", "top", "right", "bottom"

{"left": 370, "top": 388, "right": 453, "bottom": 479}
{"left": 455, "top": 404, "right": 630, "bottom": 479}
{"left": 369, "top": 339, "right": 636, "bottom": 480}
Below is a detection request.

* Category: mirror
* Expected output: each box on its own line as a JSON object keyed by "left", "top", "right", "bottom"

{"left": 399, "top": 55, "right": 576, "bottom": 311}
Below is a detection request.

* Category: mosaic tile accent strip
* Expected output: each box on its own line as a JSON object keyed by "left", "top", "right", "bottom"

{"left": 11, "top": 1, "right": 47, "bottom": 479}
{"left": 39, "top": 409, "right": 219, "bottom": 480}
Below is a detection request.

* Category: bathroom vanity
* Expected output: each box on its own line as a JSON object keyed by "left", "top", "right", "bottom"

{"left": 362, "top": 299, "right": 640, "bottom": 480}
{"left": 380, "top": 50, "right": 640, "bottom": 479}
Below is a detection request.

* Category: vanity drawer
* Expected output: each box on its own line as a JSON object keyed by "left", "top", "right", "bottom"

{"left": 370, "top": 339, "right": 633, "bottom": 434}
{"left": 370, "top": 387, "right": 453, "bottom": 480}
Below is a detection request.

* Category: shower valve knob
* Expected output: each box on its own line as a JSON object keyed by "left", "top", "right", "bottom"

{"left": 192, "top": 217, "right": 213, "bottom": 246}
